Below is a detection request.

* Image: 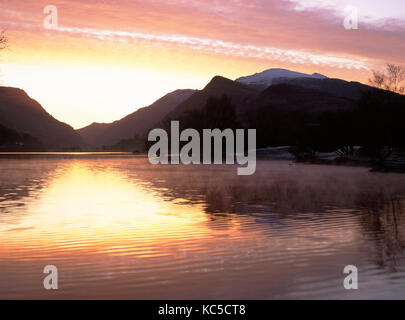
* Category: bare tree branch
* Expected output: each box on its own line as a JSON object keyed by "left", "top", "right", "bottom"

{"left": 387, "top": 63, "right": 405, "bottom": 94}
{"left": 369, "top": 70, "right": 386, "bottom": 90}
{"left": 369, "top": 63, "right": 405, "bottom": 94}
{"left": 0, "top": 30, "right": 8, "bottom": 50}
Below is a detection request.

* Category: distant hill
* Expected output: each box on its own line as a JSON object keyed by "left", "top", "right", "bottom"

{"left": 0, "top": 68, "right": 389, "bottom": 153}
{"left": 164, "top": 77, "right": 405, "bottom": 156}
{"left": 77, "top": 89, "right": 196, "bottom": 148}
{"left": 271, "top": 77, "right": 373, "bottom": 100}
{"left": 163, "top": 76, "right": 259, "bottom": 121}
{"left": 86, "top": 76, "right": 259, "bottom": 150}
{"left": 76, "top": 71, "right": 382, "bottom": 150}
{"left": 236, "top": 68, "right": 327, "bottom": 88}
{"left": 0, "top": 87, "right": 84, "bottom": 150}
{"left": 97, "top": 74, "right": 362, "bottom": 151}
{"left": 242, "top": 83, "right": 355, "bottom": 114}
{"left": 236, "top": 68, "right": 376, "bottom": 100}
{"left": 162, "top": 76, "right": 354, "bottom": 124}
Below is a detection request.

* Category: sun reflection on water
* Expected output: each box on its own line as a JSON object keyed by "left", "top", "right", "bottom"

{"left": 1, "top": 156, "right": 405, "bottom": 299}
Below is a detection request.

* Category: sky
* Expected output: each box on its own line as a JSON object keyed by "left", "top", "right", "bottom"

{"left": 0, "top": 0, "right": 404, "bottom": 129}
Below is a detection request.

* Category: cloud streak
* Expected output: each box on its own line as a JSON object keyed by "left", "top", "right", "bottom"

{"left": 51, "top": 25, "right": 369, "bottom": 70}
{"left": 1, "top": 0, "right": 404, "bottom": 68}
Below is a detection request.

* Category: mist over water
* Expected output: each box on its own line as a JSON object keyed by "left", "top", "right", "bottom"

{"left": 1, "top": 154, "right": 405, "bottom": 299}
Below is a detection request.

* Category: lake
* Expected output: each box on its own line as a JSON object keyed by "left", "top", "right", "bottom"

{"left": 1, "top": 153, "right": 405, "bottom": 299}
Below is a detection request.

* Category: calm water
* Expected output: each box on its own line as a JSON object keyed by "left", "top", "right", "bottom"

{"left": 1, "top": 153, "right": 405, "bottom": 299}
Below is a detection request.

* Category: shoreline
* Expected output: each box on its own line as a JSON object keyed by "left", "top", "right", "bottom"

{"left": 0, "top": 150, "right": 404, "bottom": 173}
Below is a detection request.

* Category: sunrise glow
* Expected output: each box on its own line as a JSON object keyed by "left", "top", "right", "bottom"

{"left": 0, "top": 0, "right": 404, "bottom": 128}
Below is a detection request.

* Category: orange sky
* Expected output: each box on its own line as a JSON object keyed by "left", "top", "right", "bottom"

{"left": 0, "top": 0, "right": 404, "bottom": 129}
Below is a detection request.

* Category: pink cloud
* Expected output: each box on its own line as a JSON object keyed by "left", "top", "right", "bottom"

{"left": 1, "top": 0, "right": 404, "bottom": 69}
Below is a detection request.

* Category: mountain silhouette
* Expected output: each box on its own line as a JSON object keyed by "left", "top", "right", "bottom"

{"left": 77, "top": 89, "right": 196, "bottom": 148}
{"left": 236, "top": 68, "right": 328, "bottom": 88}
{"left": 163, "top": 76, "right": 258, "bottom": 121}
{"left": 78, "top": 73, "right": 378, "bottom": 150}
{"left": 242, "top": 83, "right": 355, "bottom": 113}
{"left": 0, "top": 68, "right": 398, "bottom": 152}
{"left": 0, "top": 87, "right": 83, "bottom": 150}
{"left": 271, "top": 77, "right": 373, "bottom": 100}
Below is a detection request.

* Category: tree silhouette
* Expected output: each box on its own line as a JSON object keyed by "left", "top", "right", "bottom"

{"left": 0, "top": 30, "right": 7, "bottom": 50}
{"left": 356, "top": 87, "right": 405, "bottom": 167}
{"left": 369, "top": 63, "right": 405, "bottom": 95}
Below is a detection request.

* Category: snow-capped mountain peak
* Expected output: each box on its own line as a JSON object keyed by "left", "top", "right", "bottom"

{"left": 236, "top": 68, "right": 328, "bottom": 88}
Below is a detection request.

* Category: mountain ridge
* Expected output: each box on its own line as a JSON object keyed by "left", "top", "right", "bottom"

{"left": 0, "top": 86, "right": 84, "bottom": 150}
{"left": 77, "top": 72, "right": 378, "bottom": 149}
{"left": 77, "top": 89, "right": 197, "bottom": 147}
{"left": 236, "top": 68, "right": 328, "bottom": 88}
{"left": 162, "top": 76, "right": 258, "bottom": 121}
{"left": 0, "top": 67, "right": 388, "bottom": 151}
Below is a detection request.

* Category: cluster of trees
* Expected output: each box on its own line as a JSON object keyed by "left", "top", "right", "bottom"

{"left": 369, "top": 63, "right": 405, "bottom": 95}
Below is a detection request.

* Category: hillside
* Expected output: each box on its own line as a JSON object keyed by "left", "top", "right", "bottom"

{"left": 236, "top": 68, "right": 328, "bottom": 88}
{"left": 163, "top": 76, "right": 259, "bottom": 121}
{"left": 77, "top": 89, "right": 196, "bottom": 148}
{"left": 271, "top": 77, "right": 373, "bottom": 100}
{"left": 0, "top": 87, "right": 84, "bottom": 150}
{"left": 242, "top": 83, "right": 355, "bottom": 113}
{"left": 0, "top": 123, "right": 43, "bottom": 151}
